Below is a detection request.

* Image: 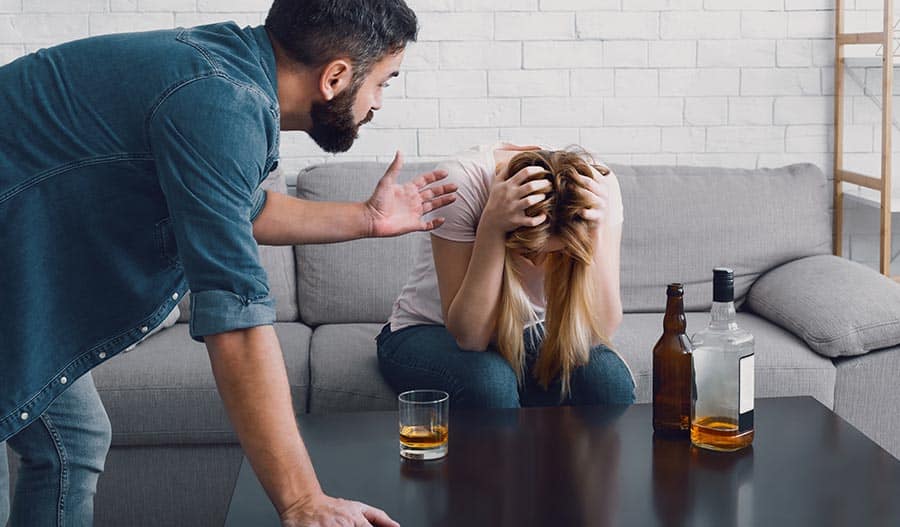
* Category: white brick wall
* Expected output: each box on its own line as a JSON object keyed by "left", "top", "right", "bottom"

{"left": 3, "top": 1, "right": 898, "bottom": 270}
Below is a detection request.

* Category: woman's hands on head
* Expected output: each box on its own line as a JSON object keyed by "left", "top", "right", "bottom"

{"left": 480, "top": 164, "right": 552, "bottom": 236}
{"left": 576, "top": 166, "right": 613, "bottom": 232}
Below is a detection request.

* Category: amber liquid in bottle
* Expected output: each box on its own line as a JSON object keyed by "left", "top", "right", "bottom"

{"left": 652, "top": 283, "right": 694, "bottom": 436}
{"left": 690, "top": 417, "right": 754, "bottom": 451}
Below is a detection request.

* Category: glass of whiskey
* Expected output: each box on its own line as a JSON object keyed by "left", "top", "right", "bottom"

{"left": 398, "top": 390, "right": 449, "bottom": 460}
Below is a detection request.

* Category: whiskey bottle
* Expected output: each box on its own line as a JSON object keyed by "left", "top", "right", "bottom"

{"left": 652, "top": 283, "right": 694, "bottom": 436}
{"left": 690, "top": 268, "right": 755, "bottom": 452}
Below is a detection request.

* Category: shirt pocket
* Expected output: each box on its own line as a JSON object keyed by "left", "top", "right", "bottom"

{"left": 154, "top": 217, "right": 180, "bottom": 269}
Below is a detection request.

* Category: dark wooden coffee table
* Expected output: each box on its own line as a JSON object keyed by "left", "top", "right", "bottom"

{"left": 224, "top": 397, "right": 900, "bottom": 527}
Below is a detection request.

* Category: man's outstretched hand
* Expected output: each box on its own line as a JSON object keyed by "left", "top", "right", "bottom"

{"left": 364, "top": 151, "right": 457, "bottom": 238}
{"left": 280, "top": 492, "right": 400, "bottom": 527}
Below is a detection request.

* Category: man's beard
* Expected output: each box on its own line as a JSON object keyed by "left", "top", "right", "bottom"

{"left": 308, "top": 82, "right": 374, "bottom": 154}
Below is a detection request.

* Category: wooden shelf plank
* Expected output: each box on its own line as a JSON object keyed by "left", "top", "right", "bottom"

{"left": 838, "top": 32, "right": 887, "bottom": 45}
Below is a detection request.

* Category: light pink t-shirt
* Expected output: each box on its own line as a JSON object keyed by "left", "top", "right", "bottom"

{"left": 387, "top": 144, "right": 624, "bottom": 332}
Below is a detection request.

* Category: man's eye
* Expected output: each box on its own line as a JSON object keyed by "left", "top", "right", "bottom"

{"left": 380, "top": 83, "right": 390, "bottom": 88}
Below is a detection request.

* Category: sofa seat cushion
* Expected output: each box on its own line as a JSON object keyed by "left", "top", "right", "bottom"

{"left": 93, "top": 322, "right": 311, "bottom": 446}
{"left": 747, "top": 255, "right": 900, "bottom": 358}
{"left": 308, "top": 324, "right": 397, "bottom": 413}
{"left": 613, "top": 312, "right": 836, "bottom": 408}
{"left": 308, "top": 314, "right": 836, "bottom": 414}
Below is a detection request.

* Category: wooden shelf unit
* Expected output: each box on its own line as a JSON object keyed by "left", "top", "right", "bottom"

{"left": 834, "top": 0, "right": 899, "bottom": 282}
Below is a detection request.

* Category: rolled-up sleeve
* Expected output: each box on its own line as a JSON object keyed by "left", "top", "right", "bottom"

{"left": 148, "top": 75, "right": 276, "bottom": 342}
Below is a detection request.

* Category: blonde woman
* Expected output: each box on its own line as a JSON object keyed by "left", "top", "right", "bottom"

{"left": 377, "top": 143, "right": 635, "bottom": 408}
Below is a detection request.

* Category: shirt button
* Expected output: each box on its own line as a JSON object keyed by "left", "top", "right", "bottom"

{"left": 98, "top": 352, "right": 107, "bottom": 359}
{"left": 60, "top": 376, "right": 68, "bottom": 385}
{"left": 140, "top": 326, "right": 149, "bottom": 333}
{"left": 172, "top": 292, "right": 179, "bottom": 300}
{"left": 19, "top": 412, "right": 28, "bottom": 420}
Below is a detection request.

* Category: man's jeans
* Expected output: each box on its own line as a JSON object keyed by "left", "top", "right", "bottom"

{"left": 0, "top": 373, "right": 112, "bottom": 527}
{"left": 377, "top": 324, "right": 636, "bottom": 409}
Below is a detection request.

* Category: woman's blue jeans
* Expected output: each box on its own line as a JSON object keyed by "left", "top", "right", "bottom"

{"left": 0, "top": 372, "right": 112, "bottom": 527}
{"left": 377, "top": 324, "right": 636, "bottom": 409}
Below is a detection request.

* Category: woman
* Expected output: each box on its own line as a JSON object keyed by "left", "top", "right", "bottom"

{"left": 377, "top": 143, "right": 635, "bottom": 408}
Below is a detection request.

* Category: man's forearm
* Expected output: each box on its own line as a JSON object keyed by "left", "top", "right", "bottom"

{"left": 252, "top": 190, "right": 372, "bottom": 245}
{"left": 205, "top": 325, "right": 321, "bottom": 514}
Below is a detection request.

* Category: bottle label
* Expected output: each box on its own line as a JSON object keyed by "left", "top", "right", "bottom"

{"left": 739, "top": 354, "right": 754, "bottom": 431}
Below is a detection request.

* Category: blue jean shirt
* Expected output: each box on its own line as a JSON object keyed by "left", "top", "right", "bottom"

{"left": 0, "top": 23, "right": 281, "bottom": 442}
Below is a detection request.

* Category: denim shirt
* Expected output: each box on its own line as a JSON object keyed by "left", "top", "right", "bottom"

{"left": 0, "top": 23, "right": 280, "bottom": 442}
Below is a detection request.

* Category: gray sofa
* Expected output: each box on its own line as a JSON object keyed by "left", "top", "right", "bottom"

{"left": 7, "top": 161, "right": 899, "bottom": 526}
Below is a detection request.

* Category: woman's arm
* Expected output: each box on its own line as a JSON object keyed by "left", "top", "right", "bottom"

{"left": 433, "top": 165, "right": 551, "bottom": 351}
{"left": 577, "top": 169, "right": 624, "bottom": 339}
{"left": 432, "top": 229, "right": 504, "bottom": 351}
{"left": 590, "top": 221, "right": 624, "bottom": 339}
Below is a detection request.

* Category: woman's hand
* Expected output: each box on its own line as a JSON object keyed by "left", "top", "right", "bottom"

{"left": 479, "top": 164, "right": 552, "bottom": 235}
{"left": 576, "top": 169, "right": 612, "bottom": 232}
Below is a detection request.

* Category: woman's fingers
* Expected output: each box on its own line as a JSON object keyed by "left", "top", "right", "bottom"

{"left": 520, "top": 193, "right": 546, "bottom": 208}
{"left": 524, "top": 213, "right": 547, "bottom": 227}
{"left": 515, "top": 178, "right": 552, "bottom": 198}
{"left": 510, "top": 165, "right": 548, "bottom": 184}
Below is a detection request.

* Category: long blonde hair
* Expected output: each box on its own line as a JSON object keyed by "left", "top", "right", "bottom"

{"left": 496, "top": 149, "right": 612, "bottom": 398}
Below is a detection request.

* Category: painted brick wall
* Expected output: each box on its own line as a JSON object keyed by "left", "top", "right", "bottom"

{"left": 1, "top": 1, "right": 897, "bottom": 270}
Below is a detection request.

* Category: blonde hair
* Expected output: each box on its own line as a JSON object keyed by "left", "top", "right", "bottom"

{"left": 496, "top": 149, "right": 612, "bottom": 398}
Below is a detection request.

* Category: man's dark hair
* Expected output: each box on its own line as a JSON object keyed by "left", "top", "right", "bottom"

{"left": 265, "top": 0, "right": 418, "bottom": 82}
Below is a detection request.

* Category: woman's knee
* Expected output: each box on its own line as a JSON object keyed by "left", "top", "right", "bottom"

{"left": 452, "top": 354, "right": 520, "bottom": 409}
{"left": 570, "top": 348, "right": 636, "bottom": 405}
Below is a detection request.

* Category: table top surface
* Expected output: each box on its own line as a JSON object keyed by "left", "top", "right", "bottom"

{"left": 225, "top": 397, "right": 900, "bottom": 527}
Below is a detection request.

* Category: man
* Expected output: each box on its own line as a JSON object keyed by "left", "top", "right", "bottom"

{"left": 0, "top": 1, "right": 453, "bottom": 525}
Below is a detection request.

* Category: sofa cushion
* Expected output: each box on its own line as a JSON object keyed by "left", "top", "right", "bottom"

{"left": 613, "top": 163, "right": 831, "bottom": 312}
{"left": 612, "top": 311, "right": 836, "bottom": 408}
{"left": 177, "top": 167, "right": 299, "bottom": 322}
{"left": 92, "top": 322, "right": 311, "bottom": 445}
{"left": 306, "top": 313, "right": 835, "bottom": 413}
{"left": 294, "top": 162, "right": 435, "bottom": 325}
{"left": 308, "top": 323, "right": 397, "bottom": 413}
{"left": 746, "top": 254, "right": 900, "bottom": 357}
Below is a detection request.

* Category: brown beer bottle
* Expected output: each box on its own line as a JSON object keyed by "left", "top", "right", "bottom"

{"left": 652, "top": 283, "right": 694, "bottom": 436}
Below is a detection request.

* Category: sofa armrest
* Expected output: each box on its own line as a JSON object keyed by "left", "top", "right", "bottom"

{"left": 746, "top": 255, "right": 900, "bottom": 358}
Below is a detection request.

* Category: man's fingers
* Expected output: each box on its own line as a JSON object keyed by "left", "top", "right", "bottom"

{"left": 361, "top": 505, "right": 401, "bottom": 527}
{"left": 381, "top": 150, "right": 404, "bottom": 185}
{"left": 412, "top": 169, "right": 448, "bottom": 188}
{"left": 419, "top": 183, "right": 457, "bottom": 201}
{"left": 423, "top": 194, "right": 456, "bottom": 213}
{"left": 423, "top": 217, "right": 446, "bottom": 231}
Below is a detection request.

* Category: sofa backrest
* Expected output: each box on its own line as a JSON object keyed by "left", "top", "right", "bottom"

{"left": 614, "top": 163, "right": 831, "bottom": 311}
{"left": 293, "top": 161, "right": 832, "bottom": 324}
{"left": 293, "top": 162, "right": 432, "bottom": 326}
{"left": 177, "top": 168, "right": 299, "bottom": 322}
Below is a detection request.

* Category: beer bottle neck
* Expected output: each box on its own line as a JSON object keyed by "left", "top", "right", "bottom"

{"left": 663, "top": 295, "right": 686, "bottom": 334}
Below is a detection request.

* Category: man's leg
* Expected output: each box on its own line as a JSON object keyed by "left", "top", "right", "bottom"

{"left": 1, "top": 442, "right": 9, "bottom": 526}
{"left": 6, "top": 372, "right": 112, "bottom": 527}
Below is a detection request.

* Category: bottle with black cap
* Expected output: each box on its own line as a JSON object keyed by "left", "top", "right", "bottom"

{"left": 690, "top": 268, "right": 755, "bottom": 451}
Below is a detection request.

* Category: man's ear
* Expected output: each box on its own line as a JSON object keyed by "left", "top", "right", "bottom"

{"left": 319, "top": 59, "right": 353, "bottom": 101}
